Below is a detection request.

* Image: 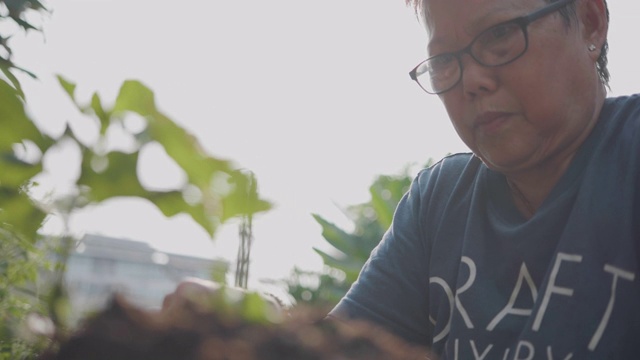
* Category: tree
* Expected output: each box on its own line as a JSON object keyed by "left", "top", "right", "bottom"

{"left": 280, "top": 162, "right": 432, "bottom": 307}
{"left": 1, "top": 2, "right": 55, "bottom": 357}
{"left": 0, "top": 1, "right": 271, "bottom": 357}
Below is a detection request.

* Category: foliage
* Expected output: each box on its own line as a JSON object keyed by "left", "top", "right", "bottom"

{"left": 1, "top": 1, "right": 53, "bottom": 353}
{"left": 235, "top": 171, "right": 257, "bottom": 289}
{"left": 57, "top": 77, "right": 271, "bottom": 230}
{"left": 281, "top": 163, "right": 432, "bottom": 307}
{"left": 0, "top": 0, "right": 45, "bottom": 97}
{"left": 277, "top": 267, "right": 347, "bottom": 309}
{"left": 0, "top": 81, "right": 271, "bottom": 355}
{"left": 0, "top": 0, "right": 271, "bottom": 357}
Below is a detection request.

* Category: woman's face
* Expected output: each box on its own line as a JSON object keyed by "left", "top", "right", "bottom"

{"left": 425, "top": 0, "right": 606, "bottom": 176}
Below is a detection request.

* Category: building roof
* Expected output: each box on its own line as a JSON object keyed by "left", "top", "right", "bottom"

{"left": 73, "top": 234, "right": 226, "bottom": 271}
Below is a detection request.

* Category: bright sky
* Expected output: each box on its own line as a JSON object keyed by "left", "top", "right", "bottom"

{"left": 11, "top": 1, "right": 640, "bottom": 291}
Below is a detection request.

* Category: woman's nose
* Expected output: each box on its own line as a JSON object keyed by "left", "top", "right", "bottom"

{"left": 459, "top": 55, "right": 499, "bottom": 98}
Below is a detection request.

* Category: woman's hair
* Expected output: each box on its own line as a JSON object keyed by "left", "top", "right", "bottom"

{"left": 406, "top": 0, "right": 610, "bottom": 87}
{"left": 553, "top": 0, "right": 609, "bottom": 87}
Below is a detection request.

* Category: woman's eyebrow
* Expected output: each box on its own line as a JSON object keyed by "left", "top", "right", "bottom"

{"left": 427, "top": 5, "right": 520, "bottom": 54}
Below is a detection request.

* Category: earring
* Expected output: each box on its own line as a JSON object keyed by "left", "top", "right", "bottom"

{"left": 588, "top": 44, "right": 597, "bottom": 51}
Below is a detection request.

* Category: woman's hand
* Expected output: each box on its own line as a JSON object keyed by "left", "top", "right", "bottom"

{"left": 160, "top": 277, "right": 285, "bottom": 327}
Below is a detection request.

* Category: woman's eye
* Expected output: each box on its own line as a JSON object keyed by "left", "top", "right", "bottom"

{"left": 490, "top": 24, "right": 511, "bottom": 39}
{"left": 429, "top": 55, "right": 454, "bottom": 70}
{"left": 483, "top": 23, "right": 519, "bottom": 43}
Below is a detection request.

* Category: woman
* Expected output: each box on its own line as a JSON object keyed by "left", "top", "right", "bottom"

{"left": 329, "top": 0, "right": 640, "bottom": 358}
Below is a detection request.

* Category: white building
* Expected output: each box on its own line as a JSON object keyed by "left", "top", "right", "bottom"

{"left": 62, "top": 234, "right": 227, "bottom": 323}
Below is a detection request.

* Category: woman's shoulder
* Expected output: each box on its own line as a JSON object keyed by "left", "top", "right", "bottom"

{"left": 417, "top": 152, "right": 482, "bottom": 178}
{"left": 413, "top": 152, "right": 486, "bottom": 193}
{"left": 602, "top": 93, "right": 640, "bottom": 120}
{"left": 599, "top": 94, "right": 640, "bottom": 141}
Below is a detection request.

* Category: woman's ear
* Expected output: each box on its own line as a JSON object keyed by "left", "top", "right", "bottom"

{"left": 579, "top": 0, "right": 608, "bottom": 60}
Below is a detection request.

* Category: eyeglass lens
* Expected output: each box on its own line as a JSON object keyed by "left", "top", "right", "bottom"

{"left": 420, "top": 22, "right": 526, "bottom": 94}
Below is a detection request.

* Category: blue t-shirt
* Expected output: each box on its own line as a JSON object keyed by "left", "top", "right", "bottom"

{"left": 330, "top": 95, "right": 640, "bottom": 359}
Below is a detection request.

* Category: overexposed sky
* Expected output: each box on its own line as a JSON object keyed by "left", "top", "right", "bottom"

{"left": 10, "top": 0, "right": 640, "bottom": 290}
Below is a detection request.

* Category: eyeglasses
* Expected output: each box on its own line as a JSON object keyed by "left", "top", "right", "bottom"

{"left": 409, "top": 0, "right": 575, "bottom": 95}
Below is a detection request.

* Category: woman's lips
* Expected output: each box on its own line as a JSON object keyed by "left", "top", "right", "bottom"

{"left": 474, "top": 111, "right": 512, "bottom": 134}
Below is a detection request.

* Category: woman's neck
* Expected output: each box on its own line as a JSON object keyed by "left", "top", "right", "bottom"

{"left": 504, "top": 145, "right": 581, "bottom": 218}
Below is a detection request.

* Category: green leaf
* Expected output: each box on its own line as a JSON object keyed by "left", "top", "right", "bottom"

{"left": 0, "top": 153, "right": 41, "bottom": 188}
{"left": 12, "top": 17, "right": 38, "bottom": 32}
{"left": 312, "top": 214, "right": 361, "bottom": 255}
{"left": 77, "top": 149, "right": 220, "bottom": 236}
{"left": 111, "top": 80, "right": 271, "bottom": 220}
{"left": 240, "top": 292, "right": 270, "bottom": 324}
{"left": 368, "top": 173, "right": 413, "bottom": 230}
{"left": 296, "top": 162, "right": 431, "bottom": 307}
{"left": 112, "top": 81, "right": 232, "bottom": 186}
{"left": 147, "top": 190, "right": 218, "bottom": 237}
{"left": 77, "top": 150, "right": 148, "bottom": 201}
{"left": 113, "top": 80, "right": 156, "bottom": 116}
{"left": 369, "top": 186, "right": 395, "bottom": 230}
{"left": 0, "top": 187, "right": 46, "bottom": 241}
{"left": 0, "top": 79, "right": 33, "bottom": 146}
{"left": 220, "top": 172, "right": 272, "bottom": 220}
{"left": 0, "top": 78, "right": 50, "bottom": 153}
{"left": 312, "top": 248, "right": 362, "bottom": 283}
{"left": 65, "top": 79, "right": 274, "bottom": 239}
{"left": 221, "top": 196, "right": 272, "bottom": 220}
{"left": 56, "top": 75, "right": 76, "bottom": 103}
{"left": 152, "top": 114, "right": 231, "bottom": 187}
{"left": 0, "top": 63, "right": 24, "bottom": 99}
{"left": 90, "top": 92, "right": 111, "bottom": 135}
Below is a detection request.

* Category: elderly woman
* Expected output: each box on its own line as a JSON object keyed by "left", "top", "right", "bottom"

{"left": 162, "top": 0, "right": 637, "bottom": 357}
{"left": 329, "top": 0, "right": 640, "bottom": 358}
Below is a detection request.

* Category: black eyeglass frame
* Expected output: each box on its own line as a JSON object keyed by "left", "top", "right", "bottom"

{"left": 409, "top": 0, "right": 576, "bottom": 95}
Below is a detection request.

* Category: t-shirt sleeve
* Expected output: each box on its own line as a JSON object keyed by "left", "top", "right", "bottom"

{"left": 328, "top": 169, "right": 433, "bottom": 346}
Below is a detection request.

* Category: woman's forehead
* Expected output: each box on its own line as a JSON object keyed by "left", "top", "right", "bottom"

{"left": 425, "top": 0, "right": 536, "bottom": 50}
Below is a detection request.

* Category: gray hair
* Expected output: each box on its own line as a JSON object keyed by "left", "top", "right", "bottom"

{"left": 405, "top": 0, "right": 610, "bottom": 87}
